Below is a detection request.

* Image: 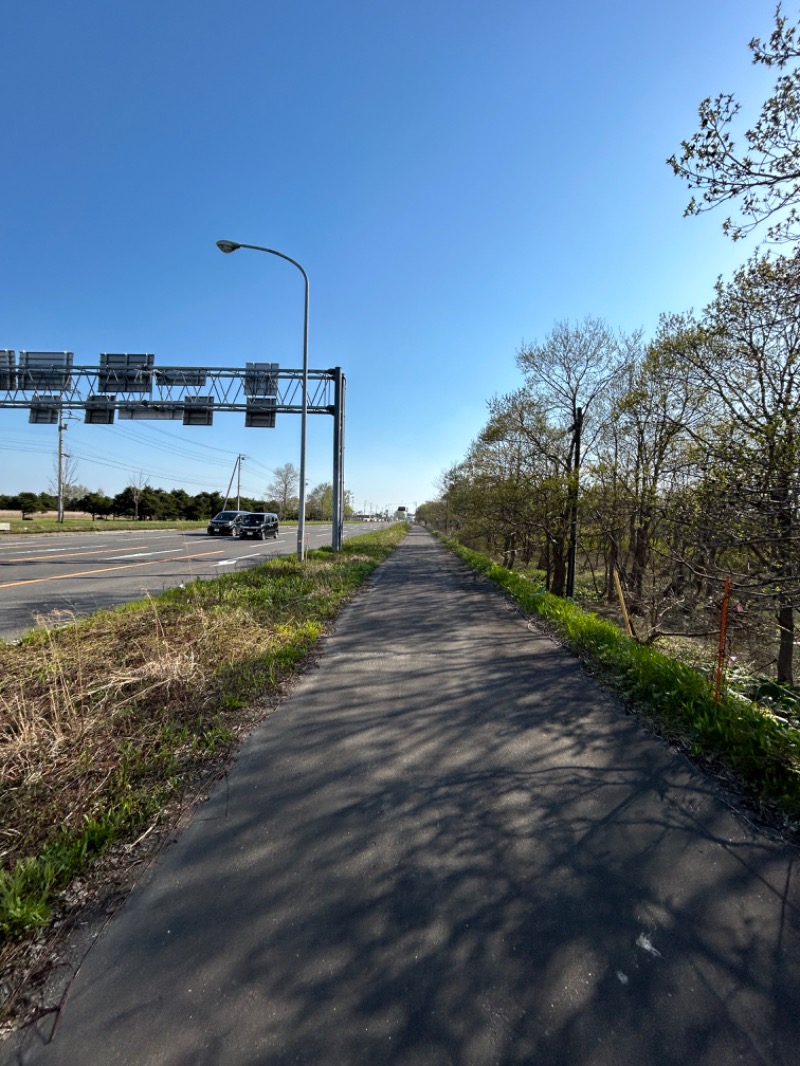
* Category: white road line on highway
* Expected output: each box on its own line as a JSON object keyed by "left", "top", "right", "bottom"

{"left": 215, "top": 559, "right": 238, "bottom": 567}
{"left": 0, "top": 545, "right": 151, "bottom": 564}
{"left": 1, "top": 545, "right": 109, "bottom": 556}
{"left": 105, "top": 549, "right": 185, "bottom": 560}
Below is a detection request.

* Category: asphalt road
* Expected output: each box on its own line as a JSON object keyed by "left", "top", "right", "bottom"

{"left": 0, "top": 522, "right": 385, "bottom": 641}
{"left": 7, "top": 528, "right": 800, "bottom": 1066}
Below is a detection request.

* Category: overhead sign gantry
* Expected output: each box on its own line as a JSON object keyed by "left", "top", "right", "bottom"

{"left": 0, "top": 350, "right": 346, "bottom": 551}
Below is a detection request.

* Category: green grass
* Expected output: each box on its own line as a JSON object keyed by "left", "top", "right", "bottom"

{"left": 2, "top": 517, "right": 206, "bottom": 534}
{"left": 0, "top": 526, "right": 407, "bottom": 960}
{"left": 443, "top": 537, "right": 800, "bottom": 821}
{"left": 0, "top": 810, "right": 139, "bottom": 940}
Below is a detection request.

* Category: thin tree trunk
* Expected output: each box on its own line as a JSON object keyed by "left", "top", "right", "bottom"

{"left": 776, "top": 598, "right": 795, "bottom": 685}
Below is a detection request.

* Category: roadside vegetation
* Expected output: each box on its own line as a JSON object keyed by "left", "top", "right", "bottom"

{"left": 443, "top": 536, "right": 800, "bottom": 825}
{"left": 1, "top": 517, "right": 205, "bottom": 534}
{"left": 0, "top": 525, "right": 406, "bottom": 1026}
{"left": 1, "top": 464, "right": 365, "bottom": 529}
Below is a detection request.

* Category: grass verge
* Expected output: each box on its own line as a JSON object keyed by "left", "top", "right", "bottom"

{"left": 0, "top": 526, "right": 406, "bottom": 1025}
{"left": 1, "top": 518, "right": 207, "bottom": 534}
{"left": 442, "top": 537, "right": 800, "bottom": 824}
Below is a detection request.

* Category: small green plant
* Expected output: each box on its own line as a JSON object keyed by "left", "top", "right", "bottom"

{"left": 0, "top": 859, "right": 53, "bottom": 939}
{"left": 0, "top": 811, "right": 132, "bottom": 939}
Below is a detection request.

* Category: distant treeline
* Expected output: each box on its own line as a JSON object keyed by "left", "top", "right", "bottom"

{"left": 0, "top": 487, "right": 283, "bottom": 521}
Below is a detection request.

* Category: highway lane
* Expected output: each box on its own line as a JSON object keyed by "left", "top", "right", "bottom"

{"left": 0, "top": 522, "right": 388, "bottom": 641}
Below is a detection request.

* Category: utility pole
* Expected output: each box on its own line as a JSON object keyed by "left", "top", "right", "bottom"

{"left": 236, "top": 454, "right": 246, "bottom": 510}
{"left": 565, "top": 406, "right": 583, "bottom": 599}
{"left": 57, "top": 419, "right": 67, "bottom": 523}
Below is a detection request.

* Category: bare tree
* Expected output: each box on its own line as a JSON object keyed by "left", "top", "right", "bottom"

{"left": 599, "top": 335, "right": 703, "bottom": 606}
{"left": 130, "top": 471, "right": 146, "bottom": 521}
{"left": 516, "top": 318, "right": 633, "bottom": 594}
{"left": 479, "top": 388, "right": 573, "bottom": 583}
{"left": 49, "top": 453, "right": 81, "bottom": 504}
{"left": 267, "top": 463, "right": 299, "bottom": 518}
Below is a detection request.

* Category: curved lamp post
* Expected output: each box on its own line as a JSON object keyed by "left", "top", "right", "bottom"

{"left": 216, "top": 239, "right": 309, "bottom": 561}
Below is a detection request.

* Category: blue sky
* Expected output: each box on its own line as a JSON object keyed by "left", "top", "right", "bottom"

{"left": 0, "top": 0, "right": 780, "bottom": 513}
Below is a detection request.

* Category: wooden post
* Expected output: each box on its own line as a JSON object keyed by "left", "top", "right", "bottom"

{"left": 613, "top": 568, "right": 635, "bottom": 637}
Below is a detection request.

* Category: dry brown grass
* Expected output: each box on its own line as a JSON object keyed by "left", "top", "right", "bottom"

{"left": 0, "top": 527, "right": 407, "bottom": 1033}
{"left": 0, "top": 510, "right": 89, "bottom": 521}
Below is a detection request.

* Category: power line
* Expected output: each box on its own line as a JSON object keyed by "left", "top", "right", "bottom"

{"left": 1, "top": 435, "right": 286, "bottom": 493}
{"left": 61, "top": 449, "right": 228, "bottom": 489}
{"left": 90, "top": 421, "right": 245, "bottom": 461}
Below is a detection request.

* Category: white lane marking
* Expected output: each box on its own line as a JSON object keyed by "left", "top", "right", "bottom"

{"left": 2, "top": 544, "right": 110, "bottom": 556}
{"left": 105, "top": 549, "right": 185, "bottom": 560}
{"left": 215, "top": 559, "right": 238, "bottom": 567}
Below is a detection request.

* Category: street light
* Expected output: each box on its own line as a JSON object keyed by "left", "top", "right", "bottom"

{"left": 217, "top": 239, "right": 309, "bottom": 561}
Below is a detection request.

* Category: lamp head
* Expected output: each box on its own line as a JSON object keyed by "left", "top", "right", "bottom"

{"left": 216, "top": 240, "right": 241, "bottom": 254}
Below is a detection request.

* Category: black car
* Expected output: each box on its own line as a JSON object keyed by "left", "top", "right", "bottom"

{"left": 207, "top": 510, "right": 249, "bottom": 535}
{"left": 238, "top": 512, "right": 280, "bottom": 540}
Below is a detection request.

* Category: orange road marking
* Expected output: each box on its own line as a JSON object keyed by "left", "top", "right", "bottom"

{"left": 0, "top": 551, "right": 225, "bottom": 589}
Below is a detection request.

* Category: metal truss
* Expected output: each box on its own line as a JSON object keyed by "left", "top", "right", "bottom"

{"left": 0, "top": 353, "right": 347, "bottom": 550}
{"left": 0, "top": 354, "right": 337, "bottom": 421}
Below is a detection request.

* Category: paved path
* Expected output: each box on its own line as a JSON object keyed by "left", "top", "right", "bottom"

{"left": 9, "top": 529, "right": 800, "bottom": 1064}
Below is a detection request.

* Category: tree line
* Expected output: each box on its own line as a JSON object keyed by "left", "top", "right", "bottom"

{"left": 0, "top": 487, "right": 279, "bottom": 521}
{"left": 419, "top": 7, "right": 800, "bottom": 686}
{"left": 2, "top": 463, "right": 353, "bottom": 523}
